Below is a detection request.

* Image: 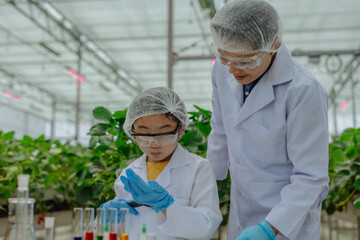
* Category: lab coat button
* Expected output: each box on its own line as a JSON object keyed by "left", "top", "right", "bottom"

{"left": 237, "top": 191, "right": 242, "bottom": 197}
{"left": 236, "top": 124, "right": 242, "bottom": 130}
{"left": 236, "top": 158, "right": 240, "bottom": 164}
{"left": 241, "top": 221, "right": 247, "bottom": 228}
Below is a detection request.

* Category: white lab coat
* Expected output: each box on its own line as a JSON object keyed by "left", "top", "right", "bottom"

{"left": 114, "top": 144, "right": 222, "bottom": 240}
{"left": 207, "top": 43, "right": 329, "bottom": 240}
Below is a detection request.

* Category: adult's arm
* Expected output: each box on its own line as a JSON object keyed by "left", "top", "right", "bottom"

{"left": 206, "top": 61, "right": 230, "bottom": 180}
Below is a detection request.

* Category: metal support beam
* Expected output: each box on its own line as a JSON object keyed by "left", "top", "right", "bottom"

{"left": 7, "top": 0, "right": 141, "bottom": 97}
{"left": 75, "top": 44, "right": 82, "bottom": 142}
{"left": 0, "top": 67, "right": 55, "bottom": 105}
{"left": 51, "top": 100, "right": 56, "bottom": 139}
{"left": 328, "top": 54, "right": 360, "bottom": 106}
{"left": 350, "top": 67, "right": 357, "bottom": 127}
{"left": 167, "top": 0, "right": 174, "bottom": 89}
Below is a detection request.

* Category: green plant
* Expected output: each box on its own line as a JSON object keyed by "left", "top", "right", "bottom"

{"left": 323, "top": 128, "right": 360, "bottom": 215}
{"left": 0, "top": 131, "right": 92, "bottom": 214}
{"left": 0, "top": 105, "right": 231, "bottom": 225}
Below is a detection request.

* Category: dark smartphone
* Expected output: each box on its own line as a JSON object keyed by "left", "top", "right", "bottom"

{"left": 126, "top": 201, "right": 150, "bottom": 208}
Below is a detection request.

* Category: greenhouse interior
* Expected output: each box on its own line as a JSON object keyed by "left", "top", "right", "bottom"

{"left": 0, "top": 0, "right": 360, "bottom": 239}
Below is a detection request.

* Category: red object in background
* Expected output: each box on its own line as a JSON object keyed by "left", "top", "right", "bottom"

{"left": 340, "top": 99, "right": 349, "bottom": 110}
{"left": 109, "top": 233, "right": 117, "bottom": 240}
{"left": 212, "top": 58, "right": 216, "bottom": 65}
{"left": 85, "top": 232, "right": 94, "bottom": 240}
{"left": 3, "top": 90, "right": 20, "bottom": 100}
{"left": 67, "top": 68, "right": 86, "bottom": 83}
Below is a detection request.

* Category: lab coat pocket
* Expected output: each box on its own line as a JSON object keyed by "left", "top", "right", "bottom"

{"left": 247, "top": 123, "right": 287, "bottom": 167}
{"left": 249, "top": 180, "right": 289, "bottom": 213}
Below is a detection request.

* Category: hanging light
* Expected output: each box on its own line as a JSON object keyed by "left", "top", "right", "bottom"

{"left": 67, "top": 68, "right": 86, "bottom": 83}
{"left": 340, "top": 99, "right": 349, "bottom": 110}
{"left": 3, "top": 90, "right": 20, "bottom": 100}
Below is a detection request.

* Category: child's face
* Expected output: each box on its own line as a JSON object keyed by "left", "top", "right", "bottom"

{"left": 132, "top": 114, "right": 183, "bottom": 163}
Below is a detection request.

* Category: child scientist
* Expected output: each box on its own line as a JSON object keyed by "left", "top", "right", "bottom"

{"left": 100, "top": 87, "right": 222, "bottom": 240}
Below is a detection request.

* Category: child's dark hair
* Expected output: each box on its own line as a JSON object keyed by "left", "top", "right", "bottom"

{"left": 164, "top": 112, "right": 181, "bottom": 124}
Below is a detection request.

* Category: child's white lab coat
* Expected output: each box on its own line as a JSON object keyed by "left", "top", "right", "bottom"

{"left": 114, "top": 144, "right": 222, "bottom": 240}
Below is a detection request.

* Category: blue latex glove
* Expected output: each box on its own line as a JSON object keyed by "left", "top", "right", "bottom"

{"left": 236, "top": 221, "right": 276, "bottom": 240}
{"left": 100, "top": 198, "right": 138, "bottom": 223}
{"left": 120, "top": 168, "right": 174, "bottom": 212}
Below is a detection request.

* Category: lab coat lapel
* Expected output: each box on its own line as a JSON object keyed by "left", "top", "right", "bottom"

{"left": 236, "top": 43, "right": 293, "bottom": 124}
{"left": 131, "top": 154, "right": 148, "bottom": 181}
{"left": 227, "top": 74, "right": 244, "bottom": 107}
{"left": 155, "top": 144, "right": 190, "bottom": 189}
{"left": 236, "top": 74, "right": 274, "bottom": 124}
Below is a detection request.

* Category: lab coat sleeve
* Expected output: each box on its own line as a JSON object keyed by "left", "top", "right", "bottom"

{"left": 265, "top": 79, "right": 329, "bottom": 239}
{"left": 156, "top": 160, "right": 223, "bottom": 240}
{"left": 207, "top": 61, "right": 230, "bottom": 180}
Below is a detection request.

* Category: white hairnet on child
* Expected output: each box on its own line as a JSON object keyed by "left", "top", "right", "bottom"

{"left": 210, "top": 0, "right": 283, "bottom": 54}
{"left": 123, "top": 87, "right": 190, "bottom": 140}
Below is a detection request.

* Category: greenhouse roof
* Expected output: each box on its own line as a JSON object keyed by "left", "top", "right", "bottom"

{"left": 0, "top": 0, "right": 359, "bottom": 124}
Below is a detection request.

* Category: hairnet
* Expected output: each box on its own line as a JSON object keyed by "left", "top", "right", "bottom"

{"left": 210, "top": 0, "right": 283, "bottom": 54}
{"left": 123, "top": 87, "right": 190, "bottom": 140}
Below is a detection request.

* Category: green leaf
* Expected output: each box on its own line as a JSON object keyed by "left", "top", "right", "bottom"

{"left": 89, "top": 136, "right": 99, "bottom": 149}
{"left": 2, "top": 131, "right": 15, "bottom": 141}
{"left": 99, "top": 135, "right": 113, "bottom": 146}
{"left": 331, "top": 148, "right": 345, "bottom": 163}
{"left": 355, "top": 178, "right": 360, "bottom": 191}
{"left": 113, "top": 110, "right": 127, "bottom": 119}
{"left": 93, "top": 106, "right": 112, "bottom": 121}
{"left": 345, "top": 145, "right": 357, "bottom": 158}
{"left": 77, "top": 168, "right": 88, "bottom": 186}
{"left": 21, "top": 135, "right": 33, "bottom": 145}
{"left": 354, "top": 198, "right": 360, "bottom": 210}
{"left": 194, "top": 105, "right": 212, "bottom": 120}
{"left": 92, "top": 181, "right": 105, "bottom": 197}
{"left": 75, "top": 186, "right": 93, "bottom": 203}
{"left": 341, "top": 132, "right": 353, "bottom": 142}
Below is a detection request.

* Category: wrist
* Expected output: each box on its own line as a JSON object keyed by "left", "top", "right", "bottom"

{"left": 264, "top": 220, "right": 279, "bottom": 235}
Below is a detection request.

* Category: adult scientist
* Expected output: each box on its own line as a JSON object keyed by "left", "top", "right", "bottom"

{"left": 206, "top": 0, "right": 329, "bottom": 239}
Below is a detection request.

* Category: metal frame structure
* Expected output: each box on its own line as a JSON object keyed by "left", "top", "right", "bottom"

{"left": 7, "top": 0, "right": 142, "bottom": 97}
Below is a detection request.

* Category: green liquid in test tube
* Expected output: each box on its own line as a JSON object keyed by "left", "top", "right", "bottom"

{"left": 95, "top": 208, "right": 105, "bottom": 240}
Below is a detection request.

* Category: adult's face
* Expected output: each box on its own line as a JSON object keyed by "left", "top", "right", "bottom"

{"left": 218, "top": 48, "right": 276, "bottom": 85}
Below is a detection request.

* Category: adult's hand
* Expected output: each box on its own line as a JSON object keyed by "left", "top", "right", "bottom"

{"left": 236, "top": 220, "right": 276, "bottom": 240}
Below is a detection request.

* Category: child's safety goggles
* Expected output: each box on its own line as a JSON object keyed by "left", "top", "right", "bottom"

{"left": 131, "top": 123, "right": 180, "bottom": 147}
{"left": 211, "top": 43, "right": 266, "bottom": 70}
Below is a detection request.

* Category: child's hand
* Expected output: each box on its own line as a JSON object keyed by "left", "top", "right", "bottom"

{"left": 100, "top": 198, "right": 139, "bottom": 223}
{"left": 121, "top": 168, "right": 174, "bottom": 212}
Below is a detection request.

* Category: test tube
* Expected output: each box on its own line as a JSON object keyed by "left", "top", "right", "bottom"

{"left": 145, "top": 233, "right": 156, "bottom": 240}
{"left": 108, "top": 208, "right": 117, "bottom": 240}
{"left": 117, "top": 208, "right": 129, "bottom": 236}
{"left": 120, "top": 234, "right": 128, "bottom": 240}
{"left": 95, "top": 208, "right": 105, "bottom": 240}
{"left": 73, "top": 208, "right": 83, "bottom": 240}
{"left": 84, "top": 208, "right": 95, "bottom": 240}
{"left": 44, "top": 217, "right": 55, "bottom": 240}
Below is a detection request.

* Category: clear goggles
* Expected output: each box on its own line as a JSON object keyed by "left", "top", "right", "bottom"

{"left": 211, "top": 43, "right": 266, "bottom": 70}
{"left": 131, "top": 123, "right": 181, "bottom": 147}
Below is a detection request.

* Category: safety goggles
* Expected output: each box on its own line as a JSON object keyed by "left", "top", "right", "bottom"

{"left": 131, "top": 123, "right": 181, "bottom": 147}
{"left": 211, "top": 43, "right": 266, "bottom": 70}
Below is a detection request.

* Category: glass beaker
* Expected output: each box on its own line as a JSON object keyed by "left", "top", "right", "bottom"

{"left": 4, "top": 198, "right": 36, "bottom": 240}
